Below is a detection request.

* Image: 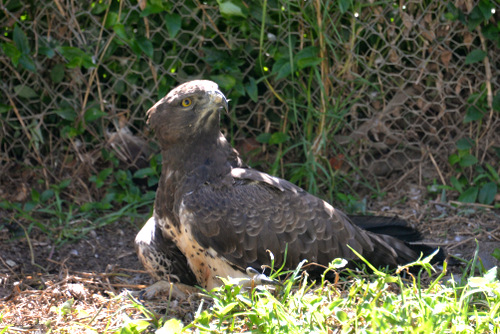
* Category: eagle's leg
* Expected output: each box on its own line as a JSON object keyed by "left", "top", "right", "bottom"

{"left": 135, "top": 217, "right": 198, "bottom": 299}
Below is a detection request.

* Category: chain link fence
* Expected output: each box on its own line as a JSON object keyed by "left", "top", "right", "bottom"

{"left": 1, "top": 0, "right": 499, "bottom": 205}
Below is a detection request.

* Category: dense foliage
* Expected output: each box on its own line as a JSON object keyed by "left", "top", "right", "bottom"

{"left": 0, "top": 0, "right": 499, "bottom": 237}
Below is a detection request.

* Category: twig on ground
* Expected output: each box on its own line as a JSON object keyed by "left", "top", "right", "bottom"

{"left": 448, "top": 201, "right": 494, "bottom": 210}
{"left": 427, "top": 149, "right": 446, "bottom": 186}
{"left": 447, "top": 237, "right": 476, "bottom": 251}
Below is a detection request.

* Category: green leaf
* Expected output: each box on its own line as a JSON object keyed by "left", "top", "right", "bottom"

{"left": 13, "top": 25, "right": 30, "bottom": 54}
{"left": 147, "top": 177, "right": 159, "bottom": 188}
{"left": 245, "top": 77, "right": 258, "bottom": 102}
{"left": 113, "top": 23, "right": 128, "bottom": 41}
{"left": 450, "top": 176, "right": 463, "bottom": 193}
{"left": 336, "top": 310, "right": 348, "bottom": 322}
{"left": 493, "top": 146, "right": 500, "bottom": 159}
{"left": 19, "top": 53, "right": 36, "bottom": 72}
{"left": 2, "top": 42, "right": 21, "bottom": 66}
{"left": 140, "top": 3, "right": 165, "bottom": 17}
{"left": 31, "top": 189, "right": 40, "bottom": 203}
{"left": 338, "top": 0, "right": 352, "bottom": 14}
{"left": 90, "top": 1, "right": 107, "bottom": 14}
{"left": 295, "top": 46, "right": 321, "bottom": 70}
{"left": 216, "top": 302, "right": 238, "bottom": 316}
{"left": 55, "top": 107, "right": 77, "bottom": 121}
{"left": 478, "top": 182, "right": 497, "bottom": 205}
{"left": 135, "top": 37, "right": 154, "bottom": 58}
{"left": 23, "top": 201, "right": 36, "bottom": 212}
{"left": 103, "top": 11, "right": 119, "bottom": 28}
{"left": 445, "top": 2, "right": 460, "bottom": 21}
{"left": 165, "top": 13, "right": 182, "bottom": 38}
{"left": 217, "top": 0, "right": 247, "bottom": 18}
{"left": 469, "top": 267, "right": 497, "bottom": 286}
{"left": 457, "top": 186, "right": 478, "bottom": 203}
{"left": 114, "top": 79, "right": 126, "bottom": 95}
{"left": 482, "top": 23, "right": 499, "bottom": 42}
{"left": 478, "top": 0, "right": 493, "bottom": 21}
{"left": 269, "top": 132, "right": 289, "bottom": 145}
{"left": 271, "top": 57, "right": 292, "bottom": 80}
{"left": 0, "top": 103, "right": 12, "bottom": 114}
{"left": 39, "top": 45, "right": 55, "bottom": 58}
{"left": 297, "top": 57, "right": 322, "bottom": 69}
{"left": 459, "top": 153, "right": 478, "bottom": 167}
{"left": 456, "top": 137, "right": 474, "bottom": 150}
{"left": 41, "top": 189, "right": 55, "bottom": 202}
{"left": 99, "top": 168, "right": 113, "bottom": 180}
{"left": 115, "top": 320, "right": 151, "bottom": 334}
{"left": 84, "top": 107, "right": 106, "bottom": 122}
{"left": 256, "top": 133, "right": 271, "bottom": 144}
{"left": 80, "top": 202, "right": 95, "bottom": 212}
{"left": 50, "top": 63, "right": 65, "bottom": 83}
{"left": 465, "top": 49, "right": 486, "bottom": 64}
{"left": 57, "top": 46, "right": 95, "bottom": 69}
{"left": 14, "top": 85, "right": 38, "bottom": 99}
{"left": 485, "top": 163, "right": 499, "bottom": 181}
{"left": 464, "top": 105, "right": 484, "bottom": 123}
{"left": 492, "top": 248, "right": 500, "bottom": 261}
{"left": 61, "top": 125, "right": 80, "bottom": 138}
{"left": 277, "top": 61, "right": 292, "bottom": 80}
{"left": 91, "top": 168, "right": 113, "bottom": 188}
{"left": 467, "top": 6, "right": 484, "bottom": 31}
{"left": 129, "top": 39, "right": 142, "bottom": 56}
{"left": 210, "top": 74, "right": 236, "bottom": 91}
{"left": 157, "top": 318, "right": 184, "bottom": 334}
{"left": 472, "top": 172, "right": 488, "bottom": 185}
{"left": 492, "top": 92, "right": 500, "bottom": 112}
{"left": 133, "top": 168, "right": 155, "bottom": 179}
{"left": 58, "top": 179, "right": 71, "bottom": 189}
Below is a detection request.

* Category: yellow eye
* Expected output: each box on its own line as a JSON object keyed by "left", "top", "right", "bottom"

{"left": 181, "top": 98, "right": 192, "bottom": 107}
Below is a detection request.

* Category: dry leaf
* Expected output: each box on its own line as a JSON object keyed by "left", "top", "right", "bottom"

{"left": 138, "top": 0, "right": 146, "bottom": 11}
{"left": 389, "top": 48, "right": 400, "bottom": 64}
{"left": 421, "top": 30, "right": 436, "bottom": 42}
{"left": 401, "top": 12, "right": 413, "bottom": 30}
{"left": 329, "top": 154, "right": 345, "bottom": 171}
{"left": 440, "top": 50, "right": 452, "bottom": 68}
{"left": 463, "top": 32, "right": 474, "bottom": 47}
{"left": 424, "top": 13, "right": 433, "bottom": 25}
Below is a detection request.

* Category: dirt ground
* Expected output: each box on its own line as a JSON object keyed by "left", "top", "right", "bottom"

{"left": 1, "top": 187, "right": 499, "bottom": 332}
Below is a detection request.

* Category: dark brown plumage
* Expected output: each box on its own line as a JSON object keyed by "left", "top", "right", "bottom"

{"left": 136, "top": 80, "right": 440, "bottom": 290}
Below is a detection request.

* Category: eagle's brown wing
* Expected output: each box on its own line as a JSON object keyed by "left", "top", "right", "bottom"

{"left": 182, "top": 167, "right": 418, "bottom": 272}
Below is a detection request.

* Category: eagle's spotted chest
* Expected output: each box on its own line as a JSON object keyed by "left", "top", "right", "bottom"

{"left": 158, "top": 201, "right": 246, "bottom": 290}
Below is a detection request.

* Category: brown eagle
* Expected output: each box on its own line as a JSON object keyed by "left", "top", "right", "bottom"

{"left": 135, "top": 80, "right": 439, "bottom": 292}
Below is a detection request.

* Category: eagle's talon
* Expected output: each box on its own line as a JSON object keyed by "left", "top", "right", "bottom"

{"left": 139, "top": 280, "right": 198, "bottom": 300}
{"left": 244, "top": 267, "right": 282, "bottom": 290}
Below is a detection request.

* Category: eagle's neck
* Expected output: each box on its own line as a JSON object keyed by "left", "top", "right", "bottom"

{"left": 154, "top": 132, "right": 237, "bottom": 221}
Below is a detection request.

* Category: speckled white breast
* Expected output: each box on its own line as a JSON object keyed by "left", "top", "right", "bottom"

{"left": 155, "top": 203, "right": 247, "bottom": 290}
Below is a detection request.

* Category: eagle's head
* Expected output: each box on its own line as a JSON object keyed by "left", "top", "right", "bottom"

{"left": 147, "top": 80, "right": 228, "bottom": 147}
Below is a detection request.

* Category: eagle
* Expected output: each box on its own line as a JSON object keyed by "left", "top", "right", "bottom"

{"left": 135, "top": 80, "right": 439, "bottom": 292}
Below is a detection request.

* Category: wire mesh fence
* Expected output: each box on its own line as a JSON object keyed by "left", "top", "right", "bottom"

{"left": 1, "top": 0, "right": 499, "bottom": 206}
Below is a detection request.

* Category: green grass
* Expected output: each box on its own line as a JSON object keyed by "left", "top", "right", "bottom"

{"left": 119, "top": 252, "right": 500, "bottom": 334}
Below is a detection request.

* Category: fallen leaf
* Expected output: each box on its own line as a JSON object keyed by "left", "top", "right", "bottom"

{"left": 440, "top": 50, "right": 452, "bottom": 68}
{"left": 329, "top": 154, "right": 345, "bottom": 171}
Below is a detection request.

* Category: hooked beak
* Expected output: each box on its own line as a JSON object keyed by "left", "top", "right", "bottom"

{"left": 209, "top": 90, "right": 229, "bottom": 115}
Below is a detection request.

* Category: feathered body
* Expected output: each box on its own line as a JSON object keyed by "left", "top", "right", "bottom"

{"left": 135, "top": 80, "right": 437, "bottom": 290}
